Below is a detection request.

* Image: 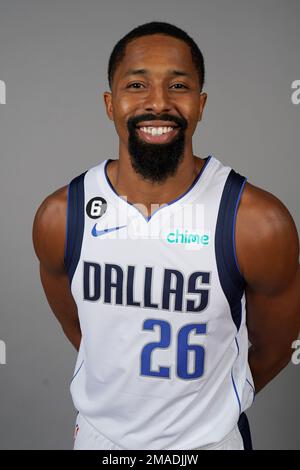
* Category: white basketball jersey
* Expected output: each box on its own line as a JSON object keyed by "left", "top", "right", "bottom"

{"left": 64, "top": 155, "right": 255, "bottom": 450}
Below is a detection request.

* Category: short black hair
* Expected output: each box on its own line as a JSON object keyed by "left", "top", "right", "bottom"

{"left": 107, "top": 21, "right": 205, "bottom": 91}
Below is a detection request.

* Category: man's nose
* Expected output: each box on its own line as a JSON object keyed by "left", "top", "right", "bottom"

{"left": 144, "top": 86, "right": 172, "bottom": 114}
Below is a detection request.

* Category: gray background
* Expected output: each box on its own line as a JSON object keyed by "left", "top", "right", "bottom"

{"left": 0, "top": 0, "right": 299, "bottom": 449}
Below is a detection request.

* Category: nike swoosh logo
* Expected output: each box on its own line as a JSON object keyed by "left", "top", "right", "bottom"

{"left": 92, "top": 224, "right": 127, "bottom": 237}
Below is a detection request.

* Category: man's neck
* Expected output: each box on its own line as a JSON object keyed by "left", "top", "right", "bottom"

{"left": 106, "top": 154, "right": 205, "bottom": 218}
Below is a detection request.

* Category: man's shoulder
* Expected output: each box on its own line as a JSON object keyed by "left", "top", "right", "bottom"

{"left": 33, "top": 185, "right": 68, "bottom": 237}
{"left": 236, "top": 181, "right": 299, "bottom": 292}
{"left": 238, "top": 181, "right": 296, "bottom": 239}
{"left": 32, "top": 185, "right": 68, "bottom": 273}
{"left": 37, "top": 185, "right": 68, "bottom": 215}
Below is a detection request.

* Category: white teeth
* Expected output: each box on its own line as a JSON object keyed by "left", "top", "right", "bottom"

{"left": 140, "top": 126, "right": 174, "bottom": 135}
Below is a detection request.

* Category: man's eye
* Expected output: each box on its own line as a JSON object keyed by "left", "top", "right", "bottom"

{"left": 127, "top": 83, "right": 188, "bottom": 89}
{"left": 127, "top": 83, "right": 144, "bottom": 89}
{"left": 171, "top": 83, "right": 188, "bottom": 89}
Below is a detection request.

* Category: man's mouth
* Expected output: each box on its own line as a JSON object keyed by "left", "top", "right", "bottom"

{"left": 135, "top": 124, "right": 180, "bottom": 144}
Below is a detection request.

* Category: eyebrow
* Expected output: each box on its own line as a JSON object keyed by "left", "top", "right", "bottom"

{"left": 122, "top": 68, "right": 193, "bottom": 79}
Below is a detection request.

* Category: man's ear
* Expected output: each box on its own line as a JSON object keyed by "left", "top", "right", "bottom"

{"left": 198, "top": 92, "right": 207, "bottom": 121}
{"left": 103, "top": 91, "right": 114, "bottom": 121}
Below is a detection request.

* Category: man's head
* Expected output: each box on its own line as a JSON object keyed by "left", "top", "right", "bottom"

{"left": 103, "top": 21, "right": 207, "bottom": 183}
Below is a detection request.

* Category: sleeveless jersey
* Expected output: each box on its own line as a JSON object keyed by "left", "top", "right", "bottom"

{"left": 64, "top": 155, "right": 256, "bottom": 450}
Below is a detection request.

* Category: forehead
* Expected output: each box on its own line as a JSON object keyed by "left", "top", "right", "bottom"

{"left": 115, "top": 34, "right": 196, "bottom": 79}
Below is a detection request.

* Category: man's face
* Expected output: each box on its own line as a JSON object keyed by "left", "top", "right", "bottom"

{"left": 104, "top": 34, "right": 207, "bottom": 183}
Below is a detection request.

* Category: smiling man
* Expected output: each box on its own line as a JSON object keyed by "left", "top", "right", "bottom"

{"left": 32, "top": 21, "right": 300, "bottom": 450}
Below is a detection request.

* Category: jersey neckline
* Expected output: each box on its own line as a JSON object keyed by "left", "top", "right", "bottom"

{"left": 102, "top": 155, "right": 213, "bottom": 223}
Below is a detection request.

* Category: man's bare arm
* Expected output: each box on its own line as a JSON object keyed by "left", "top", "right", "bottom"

{"left": 32, "top": 186, "right": 81, "bottom": 351}
{"left": 236, "top": 182, "right": 300, "bottom": 394}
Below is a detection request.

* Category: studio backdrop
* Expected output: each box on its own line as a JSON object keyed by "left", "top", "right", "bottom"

{"left": 0, "top": 0, "right": 299, "bottom": 449}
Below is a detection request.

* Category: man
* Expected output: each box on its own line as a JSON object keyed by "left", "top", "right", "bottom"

{"left": 32, "top": 21, "right": 300, "bottom": 450}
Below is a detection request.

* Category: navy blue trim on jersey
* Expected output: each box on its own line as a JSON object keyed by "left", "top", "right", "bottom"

{"left": 246, "top": 378, "right": 256, "bottom": 400}
{"left": 104, "top": 156, "right": 212, "bottom": 223}
{"left": 238, "top": 412, "right": 253, "bottom": 450}
{"left": 215, "top": 170, "right": 247, "bottom": 331}
{"left": 64, "top": 171, "right": 87, "bottom": 284}
{"left": 231, "top": 370, "right": 242, "bottom": 415}
{"left": 231, "top": 337, "right": 242, "bottom": 414}
{"left": 70, "top": 360, "right": 84, "bottom": 386}
{"left": 64, "top": 183, "right": 71, "bottom": 263}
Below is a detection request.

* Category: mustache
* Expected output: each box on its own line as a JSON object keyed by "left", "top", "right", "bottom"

{"left": 127, "top": 113, "right": 188, "bottom": 131}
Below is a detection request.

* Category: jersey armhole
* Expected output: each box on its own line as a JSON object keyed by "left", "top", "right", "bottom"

{"left": 64, "top": 171, "right": 87, "bottom": 285}
{"left": 215, "top": 169, "right": 247, "bottom": 331}
{"left": 233, "top": 176, "right": 247, "bottom": 279}
{"left": 64, "top": 182, "right": 71, "bottom": 269}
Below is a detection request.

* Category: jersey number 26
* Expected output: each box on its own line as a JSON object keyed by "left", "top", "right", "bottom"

{"left": 140, "top": 319, "right": 207, "bottom": 380}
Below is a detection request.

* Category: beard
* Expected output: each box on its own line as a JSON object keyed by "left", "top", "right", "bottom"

{"left": 127, "top": 113, "right": 188, "bottom": 184}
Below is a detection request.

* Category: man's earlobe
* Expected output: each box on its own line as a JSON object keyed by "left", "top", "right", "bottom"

{"left": 198, "top": 92, "right": 207, "bottom": 121}
{"left": 103, "top": 91, "right": 114, "bottom": 120}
